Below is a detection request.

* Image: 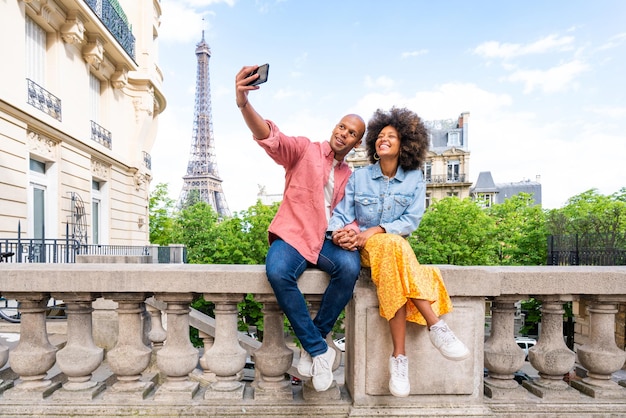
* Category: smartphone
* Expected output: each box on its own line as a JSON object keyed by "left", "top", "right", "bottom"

{"left": 247, "top": 63, "right": 269, "bottom": 86}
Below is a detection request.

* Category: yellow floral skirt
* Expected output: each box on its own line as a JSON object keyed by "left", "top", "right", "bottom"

{"left": 361, "top": 233, "right": 453, "bottom": 325}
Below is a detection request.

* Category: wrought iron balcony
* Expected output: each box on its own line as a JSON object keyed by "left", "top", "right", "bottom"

{"left": 26, "top": 79, "right": 62, "bottom": 122}
{"left": 427, "top": 174, "right": 467, "bottom": 184}
{"left": 90, "top": 120, "right": 112, "bottom": 149}
{"left": 84, "top": 0, "right": 136, "bottom": 60}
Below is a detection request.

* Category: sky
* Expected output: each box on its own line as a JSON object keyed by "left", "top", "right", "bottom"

{"left": 150, "top": 0, "right": 626, "bottom": 214}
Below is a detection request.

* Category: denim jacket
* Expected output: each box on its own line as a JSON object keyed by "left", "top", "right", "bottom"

{"left": 328, "top": 162, "right": 425, "bottom": 237}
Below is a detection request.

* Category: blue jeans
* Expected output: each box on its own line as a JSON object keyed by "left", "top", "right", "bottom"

{"left": 266, "top": 238, "right": 360, "bottom": 357}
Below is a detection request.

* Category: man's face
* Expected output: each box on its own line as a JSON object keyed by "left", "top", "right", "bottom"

{"left": 329, "top": 115, "right": 365, "bottom": 160}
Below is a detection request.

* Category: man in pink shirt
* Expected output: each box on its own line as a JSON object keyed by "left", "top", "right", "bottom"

{"left": 236, "top": 65, "right": 365, "bottom": 392}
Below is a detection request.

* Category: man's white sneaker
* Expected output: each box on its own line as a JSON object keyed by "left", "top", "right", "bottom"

{"left": 388, "top": 355, "right": 410, "bottom": 397}
{"left": 429, "top": 320, "right": 470, "bottom": 361}
{"left": 311, "top": 348, "right": 336, "bottom": 392}
{"left": 297, "top": 349, "right": 313, "bottom": 378}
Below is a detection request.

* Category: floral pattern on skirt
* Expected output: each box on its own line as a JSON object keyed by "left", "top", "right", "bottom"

{"left": 360, "top": 233, "right": 453, "bottom": 325}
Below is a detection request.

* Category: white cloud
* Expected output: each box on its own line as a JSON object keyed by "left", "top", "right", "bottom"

{"left": 586, "top": 106, "right": 626, "bottom": 118}
{"left": 159, "top": 2, "right": 211, "bottom": 44}
{"left": 599, "top": 32, "right": 626, "bottom": 50}
{"left": 401, "top": 49, "right": 429, "bottom": 59}
{"left": 473, "top": 34, "right": 575, "bottom": 59}
{"left": 504, "top": 60, "right": 589, "bottom": 93}
{"left": 364, "top": 75, "right": 396, "bottom": 90}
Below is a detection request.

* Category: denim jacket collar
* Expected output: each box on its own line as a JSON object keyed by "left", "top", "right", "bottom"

{"left": 372, "top": 161, "right": 407, "bottom": 182}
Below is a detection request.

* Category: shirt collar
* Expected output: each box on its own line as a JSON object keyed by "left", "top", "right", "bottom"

{"left": 323, "top": 141, "right": 342, "bottom": 166}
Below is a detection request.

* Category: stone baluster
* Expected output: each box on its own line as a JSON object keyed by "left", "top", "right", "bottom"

{"left": 253, "top": 295, "right": 293, "bottom": 400}
{"left": 203, "top": 294, "right": 247, "bottom": 400}
{"left": 146, "top": 298, "right": 167, "bottom": 351}
{"left": 483, "top": 296, "right": 527, "bottom": 399}
{"left": 145, "top": 297, "right": 167, "bottom": 381}
{"left": 196, "top": 330, "right": 217, "bottom": 384}
{"left": 3, "top": 292, "right": 60, "bottom": 399}
{"left": 154, "top": 293, "right": 199, "bottom": 400}
{"left": 301, "top": 295, "right": 341, "bottom": 400}
{"left": 524, "top": 296, "right": 579, "bottom": 400}
{"left": 571, "top": 297, "right": 626, "bottom": 398}
{"left": 53, "top": 292, "right": 105, "bottom": 399}
{"left": 103, "top": 293, "right": 154, "bottom": 400}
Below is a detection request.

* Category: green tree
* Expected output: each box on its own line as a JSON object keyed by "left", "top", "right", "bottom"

{"left": 409, "top": 197, "right": 497, "bottom": 265}
{"left": 488, "top": 192, "right": 548, "bottom": 265}
{"left": 148, "top": 183, "right": 177, "bottom": 245}
{"left": 546, "top": 188, "right": 626, "bottom": 249}
{"left": 173, "top": 201, "right": 221, "bottom": 264}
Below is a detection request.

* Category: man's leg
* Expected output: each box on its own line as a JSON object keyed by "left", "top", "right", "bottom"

{"left": 313, "top": 239, "right": 361, "bottom": 337}
{"left": 265, "top": 239, "right": 327, "bottom": 357}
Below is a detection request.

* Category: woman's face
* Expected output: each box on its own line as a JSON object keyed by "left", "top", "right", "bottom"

{"left": 375, "top": 125, "right": 400, "bottom": 160}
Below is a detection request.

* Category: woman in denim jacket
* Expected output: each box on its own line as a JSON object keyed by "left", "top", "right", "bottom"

{"left": 327, "top": 107, "right": 469, "bottom": 397}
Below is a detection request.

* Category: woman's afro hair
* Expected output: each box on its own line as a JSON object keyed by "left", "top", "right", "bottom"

{"left": 364, "top": 107, "right": 429, "bottom": 171}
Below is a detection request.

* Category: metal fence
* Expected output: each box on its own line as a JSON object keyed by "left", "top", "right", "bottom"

{"left": 0, "top": 239, "right": 186, "bottom": 264}
{"left": 547, "top": 234, "right": 626, "bottom": 266}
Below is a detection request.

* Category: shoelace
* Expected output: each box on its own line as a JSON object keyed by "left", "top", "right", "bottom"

{"left": 432, "top": 324, "right": 457, "bottom": 344}
{"left": 392, "top": 357, "right": 408, "bottom": 379}
{"left": 311, "top": 355, "right": 330, "bottom": 375}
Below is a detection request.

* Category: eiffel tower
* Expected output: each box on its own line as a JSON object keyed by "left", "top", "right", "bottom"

{"left": 179, "top": 32, "right": 230, "bottom": 217}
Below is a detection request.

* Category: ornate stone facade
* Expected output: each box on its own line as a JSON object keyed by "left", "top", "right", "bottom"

{"left": 0, "top": 0, "right": 165, "bottom": 243}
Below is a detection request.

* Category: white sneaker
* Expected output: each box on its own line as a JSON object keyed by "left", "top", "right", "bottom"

{"left": 429, "top": 321, "right": 470, "bottom": 361}
{"left": 311, "top": 347, "right": 336, "bottom": 392}
{"left": 388, "top": 355, "right": 410, "bottom": 397}
{"left": 297, "top": 349, "right": 313, "bottom": 378}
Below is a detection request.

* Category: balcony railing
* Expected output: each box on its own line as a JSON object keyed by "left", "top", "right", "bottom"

{"left": 1, "top": 264, "right": 626, "bottom": 416}
{"left": 427, "top": 174, "right": 467, "bottom": 184}
{"left": 90, "top": 120, "right": 112, "bottom": 149}
{"left": 84, "top": 0, "right": 136, "bottom": 60}
{"left": 26, "top": 79, "right": 62, "bottom": 121}
{"left": 0, "top": 239, "right": 186, "bottom": 263}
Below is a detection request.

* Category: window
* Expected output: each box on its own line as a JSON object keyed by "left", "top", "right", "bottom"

{"left": 448, "top": 131, "right": 460, "bottom": 147}
{"left": 28, "top": 158, "right": 57, "bottom": 241}
{"left": 25, "top": 16, "right": 46, "bottom": 85}
{"left": 92, "top": 180, "right": 101, "bottom": 244}
{"left": 89, "top": 73, "right": 101, "bottom": 122}
{"left": 91, "top": 179, "right": 109, "bottom": 244}
{"left": 447, "top": 160, "right": 460, "bottom": 182}
{"left": 482, "top": 193, "right": 494, "bottom": 208}
{"left": 424, "top": 162, "right": 432, "bottom": 182}
{"left": 425, "top": 192, "right": 431, "bottom": 209}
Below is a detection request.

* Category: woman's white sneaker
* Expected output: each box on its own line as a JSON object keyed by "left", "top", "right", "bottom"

{"left": 388, "top": 355, "right": 410, "bottom": 397}
{"left": 429, "top": 320, "right": 470, "bottom": 361}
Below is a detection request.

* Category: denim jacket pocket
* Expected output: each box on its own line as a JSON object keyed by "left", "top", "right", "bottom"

{"left": 355, "top": 195, "right": 379, "bottom": 226}
{"left": 391, "top": 194, "right": 412, "bottom": 219}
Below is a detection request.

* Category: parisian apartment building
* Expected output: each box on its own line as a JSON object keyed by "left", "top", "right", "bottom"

{"left": 0, "top": 0, "right": 165, "bottom": 246}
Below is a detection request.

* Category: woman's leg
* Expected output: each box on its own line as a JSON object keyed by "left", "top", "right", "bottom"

{"left": 389, "top": 303, "right": 407, "bottom": 357}
{"left": 410, "top": 298, "right": 440, "bottom": 329}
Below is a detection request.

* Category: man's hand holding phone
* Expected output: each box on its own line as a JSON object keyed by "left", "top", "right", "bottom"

{"left": 246, "top": 63, "right": 269, "bottom": 86}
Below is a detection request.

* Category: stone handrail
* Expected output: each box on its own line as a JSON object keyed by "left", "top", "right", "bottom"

{"left": 0, "top": 264, "right": 626, "bottom": 416}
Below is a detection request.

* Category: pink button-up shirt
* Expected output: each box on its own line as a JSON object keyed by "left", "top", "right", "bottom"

{"left": 254, "top": 120, "right": 353, "bottom": 264}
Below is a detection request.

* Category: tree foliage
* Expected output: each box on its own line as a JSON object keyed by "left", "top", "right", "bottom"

{"left": 148, "top": 183, "right": 177, "bottom": 245}
{"left": 410, "top": 197, "right": 496, "bottom": 265}
{"left": 488, "top": 193, "right": 548, "bottom": 265}
{"left": 546, "top": 188, "right": 626, "bottom": 249}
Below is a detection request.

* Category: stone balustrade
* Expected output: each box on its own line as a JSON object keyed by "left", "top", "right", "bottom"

{"left": 1, "top": 264, "right": 626, "bottom": 417}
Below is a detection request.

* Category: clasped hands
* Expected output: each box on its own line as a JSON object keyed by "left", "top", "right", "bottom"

{"left": 331, "top": 227, "right": 377, "bottom": 252}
